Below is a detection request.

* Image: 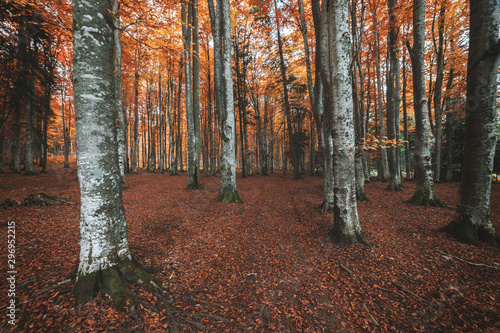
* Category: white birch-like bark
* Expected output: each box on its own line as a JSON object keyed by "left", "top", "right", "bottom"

{"left": 218, "top": 0, "right": 240, "bottom": 200}
{"left": 73, "top": 0, "right": 131, "bottom": 277}
{"left": 325, "top": 0, "right": 368, "bottom": 245}
{"left": 407, "top": 0, "right": 442, "bottom": 206}
{"left": 112, "top": 0, "right": 125, "bottom": 184}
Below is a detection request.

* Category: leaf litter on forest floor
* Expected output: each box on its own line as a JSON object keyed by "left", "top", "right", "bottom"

{"left": 0, "top": 166, "right": 499, "bottom": 332}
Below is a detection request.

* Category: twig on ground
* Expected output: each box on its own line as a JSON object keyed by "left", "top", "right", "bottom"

{"left": 436, "top": 249, "right": 499, "bottom": 270}
{"left": 392, "top": 281, "right": 426, "bottom": 302}
{"left": 339, "top": 264, "right": 353, "bottom": 275}
{"left": 362, "top": 303, "right": 380, "bottom": 327}
{"left": 186, "top": 319, "right": 212, "bottom": 331}
{"left": 376, "top": 286, "right": 405, "bottom": 298}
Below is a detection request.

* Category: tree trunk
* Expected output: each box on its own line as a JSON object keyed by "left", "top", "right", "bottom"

{"left": 61, "top": 87, "right": 70, "bottom": 169}
{"left": 174, "top": 64, "right": 183, "bottom": 175}
{"left": 24, "top": 44, "right": 36, "bottom": 175}
{"left": 275, "top": 0, "right": 301, "bottom": 180}
{"left": 441, "top": 67, "right": 455, "bottom": 182}
{"left": 402, "top": 55, "right": 412, "bottom": 180}
{"left": 113, "top": 0, "right": 125, "bottom": 185}
{"left": 318, "top": 2, "right": 335, "bottom": 211}
{"left": 212, "top": 0, "right": 242, "bottom": 202}
{"left": 324, "top": 0, "right": 369, "bottom": 246}
{"left": 72, "top": 0, "right": 154, "bottom": 308}
{"left": 443, "top": 111, "right": 458, "bottom": 182}
{"left": 192, "top": 0, "right": 202, "bottom": 183}
{"left": 372, "top": 5, "right": 389, "bottom": 181}
{"left": 312, "top": 0, "right": 333, "bottom": 208}
{"left": 133, "top": 70, "right": 139, "bottom": 174}
{"left": 298, "top": 0, "right": 315, "bottom": 176}
{"left": 432, "top": 4, "right": 445, "bottom": 183}
{"left": 206, "top": 45, "right": 216, "bottom": 176}
{"left": 168, "top": 75, "right": 176, "bottom": 174}
{"left": 183, "top": 0, "right": 202, "bottom": 189}
{"left": 235, "top": 41, "right": 247, "bottom": 178}
{"left": 406, "top": 0, "right": 444, "bottom": 207}
{"left": 385, "top": 0, "right": 402, "bottom": 191}
{"left": 442, "top": 0, "right": 500, "bottom": 246}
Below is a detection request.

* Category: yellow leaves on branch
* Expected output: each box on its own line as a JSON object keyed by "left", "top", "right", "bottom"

{"left": 358, "top": 133, "right": 407, "bottom": 153}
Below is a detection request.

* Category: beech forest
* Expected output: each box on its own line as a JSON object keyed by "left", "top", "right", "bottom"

{"left": 1, "top": 0, "right": 500, "bottom": 331}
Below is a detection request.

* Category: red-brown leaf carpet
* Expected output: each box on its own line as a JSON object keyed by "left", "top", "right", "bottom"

{"left": 1, "top": 166, "right": 499, "bottom": 332}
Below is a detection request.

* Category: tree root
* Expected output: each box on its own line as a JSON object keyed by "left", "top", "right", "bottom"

{"left": 405, "top": 191, "right": 447, "bottom": 208}
{"left": 73, "top": 257, "right": 158, "bottom": 310}
{"left": 186, "top": 183, "right": 204, "bottom": 190}
{"left": 24, "top": 193, "right": 73, "bottom": 206}
{"left": 440, "top": 220, "right": 500, "bottom": 247}
{"left": 356, "top": 191, "right": 371, "bottom": 202}
{"left": 320, "top": 201, "right": 335, "bottom": 212}
{"left": 385, "top": 183, "right": 403, "bottom": 192}
{"left": 216, "top": 188, "right": 243, "bottom": 203}
{"left": 328, "top": 228, "right": 370, "bottom": 247}
{"left": 0, "top": 199, "right": 21, "bottom": 208}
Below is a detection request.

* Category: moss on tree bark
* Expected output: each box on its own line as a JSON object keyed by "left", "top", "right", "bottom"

{"left": 328, "top": 228, "right": 370, "bottom": 247}
{"left": 441, "top": 217, "right": 500, "bottom": 247}
{"left": 73, "top": 257, "right": 157, "bottom": 310}
{"left": 406, "top": 189, "right": 446, "bottom": 207}
{"left": 216, "top": 187, "right": 243, "bottom": 203}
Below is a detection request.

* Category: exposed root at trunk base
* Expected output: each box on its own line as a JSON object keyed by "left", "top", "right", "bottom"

{"left": 73, "top": 257, "right": 158, "bottom": 310}
{"left": 216, "top": 188, "right": 243, "bottom": 203}
{"left": 385, "top": 183, "right": 403, "bottom": 192}
{"left": 320, "top": 201, "right": 335, "bottom": 212}
{"left": 440, "top": 220, "right": 500, "bottom": 247}
{"left": 356, "top": 191, "right": 371, "bottom": 202}
{"left": 328, "top": 228, "right": 370, "bottom": 247}
{"left": 186, "top": 183, "right": 204, "bottom": 190}
{"left": 405, "top": 190, "right": 447, "bottom": 208}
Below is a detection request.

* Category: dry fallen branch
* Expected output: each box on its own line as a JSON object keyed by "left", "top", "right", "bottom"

{"left": 376, "top": 286, "right": 405, "bottom": 298}
{"left": 362, "top": 303, "right": 380, "bottom": 327}
{"left": 339, "top": 264, "right": 353, "bottom": 275}
{"left": 392, "top": 281, "right": 426, "bottom": 302}
{"left": 24, "top": 193, "right": 73, "bottom": 206}
{"left": 436, "top": 249, "right": 499, "bottom": 270}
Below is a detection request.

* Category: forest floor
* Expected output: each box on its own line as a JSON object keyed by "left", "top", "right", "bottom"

{"left": 1, "top": 165, "right": 499, "bottom": 332}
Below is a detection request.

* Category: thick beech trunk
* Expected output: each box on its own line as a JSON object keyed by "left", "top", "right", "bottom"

{"left": 406, "top": 0, "right": 444, "bottom": 207}
{"left": 317, "top": 0, "right": 334, "bottom": 211}
{"left": 210, "top": 0, "right": 241, "bottom": 202}
{"left": 324, "top": 0, "right": 369, "bottom": 246}
{"left": 72, "top": 0, "right": 153, "bottom": 307}
{"left": 442, "top": 0, "right": 500, "bottom": 246}
{"left": 183, "top": 0, "right": 202, "bottom": 189}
